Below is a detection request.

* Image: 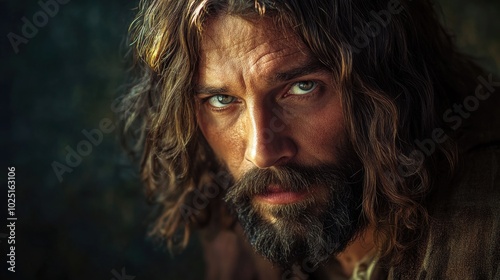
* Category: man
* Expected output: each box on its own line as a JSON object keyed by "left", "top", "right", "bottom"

{"left": 122, "top": 0, "right": 500, "bottom": 279}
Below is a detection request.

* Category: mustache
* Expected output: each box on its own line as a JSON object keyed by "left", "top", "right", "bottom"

{"left": 224, "top": 163, "right": 361, "bottom": 203}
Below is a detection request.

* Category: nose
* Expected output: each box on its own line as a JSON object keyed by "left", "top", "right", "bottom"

{"left": 244, "top": 103, "right": 297, "bottom": 168}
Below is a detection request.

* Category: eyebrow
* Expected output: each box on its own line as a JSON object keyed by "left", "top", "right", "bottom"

{"left": 268, "top": 60, "right": 329, "bottom": 84}
{"left": 194, "top": 85, "right": 229, "bottom": 95}
{"left": 195, "top": 59, "right": 329, "bottom": 95}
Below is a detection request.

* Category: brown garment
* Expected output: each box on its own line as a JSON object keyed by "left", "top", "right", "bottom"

{"left": 388, "top": 147, "right": 500, "bottom": 279}
{"left": 387, "top": 88, "right": 500, "bottom": 279}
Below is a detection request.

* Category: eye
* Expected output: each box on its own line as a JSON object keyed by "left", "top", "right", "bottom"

{"left": 207, "top": 94, "right": 237, "bottom": 108}
{"left": 289, "top": 81, "right": 318, "bottom": 95}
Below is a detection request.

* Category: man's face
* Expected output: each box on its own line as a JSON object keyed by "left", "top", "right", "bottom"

{"left": 196, "top": 15, "right": 363, "bottom": 267}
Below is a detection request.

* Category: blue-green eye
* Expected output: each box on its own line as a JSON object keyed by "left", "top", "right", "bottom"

{"left": 289, "top": 81, "right": 317, "bottom": 95}
{"left": 207, "top": 94, "right": 236, "bottom": 108}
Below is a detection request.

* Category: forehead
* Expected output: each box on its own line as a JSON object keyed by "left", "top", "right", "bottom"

{"left": 198, "top": 15, "right": 314, "bottom": 85}
{"left": 200, "top": 15, "right": 301, "bottom": 52}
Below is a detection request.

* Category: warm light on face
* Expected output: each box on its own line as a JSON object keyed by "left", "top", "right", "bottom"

{"left": 195, "top": 15, "right": 346, "bottom": 180}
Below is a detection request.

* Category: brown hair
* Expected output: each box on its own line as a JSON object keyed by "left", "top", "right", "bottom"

{"left": 122, "top": 0, "right": 483, "bottom": 264}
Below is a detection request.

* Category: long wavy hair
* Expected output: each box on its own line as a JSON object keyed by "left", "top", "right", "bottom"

{"left": 122, "top": 0, "right": 483, "bottom": 265}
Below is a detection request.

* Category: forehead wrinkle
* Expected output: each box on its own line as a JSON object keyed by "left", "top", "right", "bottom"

{"left": 234, "top": 35, "right": 290, "bottom": 55}
{"left": 245, "top": 48, "right": 306, "bottom": 81}
{"left": 200, "top": 15, "right": 297, "bottom": 54}
{"left": 202, "top": 32, "right": 297, "bottom": 63}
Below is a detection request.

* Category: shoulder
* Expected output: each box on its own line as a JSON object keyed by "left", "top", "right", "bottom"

{"left": 437, "top": 145, "right": 500, "bottom": 214}
{"left": 398, "top": 146, "right": 500, "bottom": 279}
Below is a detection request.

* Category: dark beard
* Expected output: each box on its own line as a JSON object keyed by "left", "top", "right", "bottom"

{"left": 224, "top": 157, "right": 364, "bottom": 270}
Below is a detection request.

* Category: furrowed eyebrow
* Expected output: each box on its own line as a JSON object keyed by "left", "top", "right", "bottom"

{"left": 194, "top": 60, "right": 329, "bottom": 95}
{"left": 195, "top": 85, "right": 229, "bottom": 95}
{"left": 269, "top": 61, "right": 329, "bottom": 84}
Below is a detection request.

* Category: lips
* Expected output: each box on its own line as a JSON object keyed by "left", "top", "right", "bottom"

{"left": 254, "top": 184, "right": 310, "bottom": 204}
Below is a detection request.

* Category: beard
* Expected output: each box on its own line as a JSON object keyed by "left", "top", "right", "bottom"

{"left": 223, "top": 147, "right": 365, "bottom": 270}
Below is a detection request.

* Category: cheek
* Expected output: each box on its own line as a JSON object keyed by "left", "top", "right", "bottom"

{"left": 317, "top": 114, "right": 345, "bottom": 159}
{"left": 295, "top": 103, "right": 345, "bottom": 163}
{"left": 197, "top": 112, "right": 246, "bottom": 174}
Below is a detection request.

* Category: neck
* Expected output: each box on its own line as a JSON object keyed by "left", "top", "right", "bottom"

{"left": 335, "top": 225, "right": 376, "bottom": 277}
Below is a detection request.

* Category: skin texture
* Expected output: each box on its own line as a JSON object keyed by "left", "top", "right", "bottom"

{"left": 196, "top": 15, "right": 373, "bottom": 276}
{"left": 196, "top": 15, "right": 345, "bottom": 180}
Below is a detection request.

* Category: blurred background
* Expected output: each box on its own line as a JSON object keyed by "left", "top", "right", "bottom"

{"left": 1, "top": 0, "right": 499, "bottom": 279}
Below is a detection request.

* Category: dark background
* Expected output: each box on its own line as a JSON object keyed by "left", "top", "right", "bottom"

{"left": 1, "top": 0, "right": 498, "bottom": 279}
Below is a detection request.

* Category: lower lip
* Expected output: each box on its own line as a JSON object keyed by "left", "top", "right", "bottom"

{"left": 255, "top": 188, "right": 310, "bottom": 204}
